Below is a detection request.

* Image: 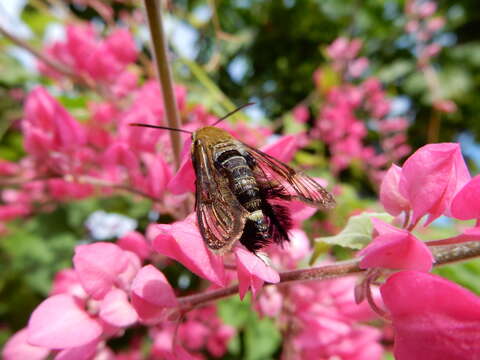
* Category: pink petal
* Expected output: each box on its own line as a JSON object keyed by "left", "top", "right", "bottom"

{"left": 146, "top": 155, "right": 172, "bottom": 198}
{"left": 381, "top": 271, "right": 480, "bottom": 360}
{"left": 54, "top": 339, "right": 98, "bottom": 360}
{"left": 3, "top": 328, "right": 50, "bottom": 360}
{"left": 27, "top": 294, "right": 102, "bottom": 349}
{"left": 73, "top": 243, "right": 129, "bottom": 300}
{"left": 50, "top": 269, "right": 87, "bottom": 299}
{"left": 261, "top": 135, "right": 298, "bottom": 163}
{"left": 167, "top": 156, "right": 195, "bottom": 195}
{"left": 131, "top": 265, "right": 177, "bottom": 308}
{"left": 358, "top": 220, "right": 433, "bottom": 272}
{"left": 152, "top": 214, "right": 226, "bottom": 286}
{"left": 117, "top": 231, "right": 151, "bottom": 260}
{"left": 399, "top": 143, "right": 470, "bottom": 226}
{"left": 99, "top": 288, "right": 138, "bottom": 327}
{"left": 451, "top": 175, "right": 480, "bottom": 220}
{"left": 234, "top": 247, "right": 280, "bottom": 300}
{"left": 287, "top": 200, "right": 318, "bottom": 227}
{"left": 379, "top": 164, "right": 410, "bottom": 216}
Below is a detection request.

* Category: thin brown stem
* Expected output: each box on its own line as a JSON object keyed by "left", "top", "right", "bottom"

{"left": 178, "top": 241, "right": 480, "bottom": 309}
{"left": 143, "top": 0, "right": 182, "bottom": 169}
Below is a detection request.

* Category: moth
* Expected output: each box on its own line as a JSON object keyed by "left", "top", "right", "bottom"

{"left": 131, "top": 104, "right": 335, "bottom": 254}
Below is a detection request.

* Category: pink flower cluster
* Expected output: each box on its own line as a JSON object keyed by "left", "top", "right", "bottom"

{"left": 40, "top": 24, "right": 137, "bottom": 89}
{"left": 254, "top": 248, "right": 384, "bottom": 360}
{"left": 405, "top": 0, "right": 457, "bottom": 114}
{"left": 3, "top": 237, "right": 234, "bottom": 360}
{"left": 356, "top": 142, "right": 480, "bottom": 359}
{"left": 0, "top": 23, "right": 275, "bottom": 231}
{"left": 405, "top": 0, "right": 445, "bottom": 67}
{"left": 312, "top": 38, "right": 411, "bottom": 182}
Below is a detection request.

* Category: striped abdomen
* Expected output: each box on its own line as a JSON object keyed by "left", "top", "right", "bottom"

{"left": 215, "top": 148, "right": 269, "bottom": 237}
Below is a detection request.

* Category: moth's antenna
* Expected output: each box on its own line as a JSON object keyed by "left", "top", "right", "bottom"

{"left": 129, "top": 123, "right": 193, "bottom": 134}
{"left": 211, "top": 102, "right": 255, "bottom": 127}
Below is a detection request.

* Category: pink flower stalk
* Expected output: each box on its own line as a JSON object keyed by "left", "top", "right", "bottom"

{"left": 381, "top": 271, "right": 480, "bottom": 360}
{"left": 399, "top": 143, "right": 470, "bottom": 226}
{"left": 358, "top": 218, "right": 433, "bottom": 272}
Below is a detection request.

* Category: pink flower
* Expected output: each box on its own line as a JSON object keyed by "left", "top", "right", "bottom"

{"left": 293, "top": 105, "right": 309, "bottom": 124}
{"left": 23, "top": 87, "right": 86, "bottom": 157}
{"left": 433, "top": 99, "right": 457, "bottom": 113}
{"left": 27, "top": 294, "right": 103, "bottom": 349}
{"left": 50, "top": 269, "right": 87, "bottom": 299}
{"left": 130, "top": 265, "right": 177, "bottom": 322}
{"left": 167, "top": 154, "right": 195, "bottom": 195}
{"left": 451, "top": 175, "right": 480, "bottom": 220}
{"left": 261, "top": 134, "right": 299, "bottom": 163}
{"left": 417, "top": 1, "right": 437, "bottom": 17}
{"left": 73, "top": 242, "right": 139, "bottom": 300}
{"left": 399, "top": 143, "right": 470, "bottom": 226}
{"left": 255, "top": 286, "right": 283, "bottom": 317}
{"left": 118, "top": 231, "right": 151, "bottom": 260}
{"left": 3, "top": 328, "right": 49, "bottom": 360}
{"left": 99, "top": 288, "right": 138, "bottom": 327}
{"left": 0, "top": 203, "right": 31, "bottom": 221}
{"left": 348, "top": 57, "right": 369, "bottom": 78}
{"left": 151, "top": 214, "right": 226, "bottom": 286}
{"left": 327, "top": 38, "right": 362, "bottom": 60}
{"left": 144, "top": 154, "right": 172, "bottom": 198}
{"left": 289, "top": 276, "right": 383, "bottom": 360}
{"left": 381, "top": 271, "right": 480, "bottom": 360}
{"left": 104, "top": 28, "right": 137, "bottom": 65}
{"left": 358, "top": 218, "right": 433, "bottom": 272}
{"left": 427, "top": 17, "right": 445, "bottom": 32}
{"left": 234, "top": 246, "right": 280, "bottom": 299}
{"left": 0, "top": 159, "right": 18, "bottom": 175}
{"left": 379, "top": 164, "right": 410, "bottom": 216}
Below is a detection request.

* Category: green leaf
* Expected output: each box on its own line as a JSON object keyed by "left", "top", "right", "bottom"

{"left": 244, "top": 317, "right": 281, "bottom": 360}
{"left": 314, "top": 212, "right": 393, "bottom": 250}
{"left": 218, "top": 296, "right": 281, "bottom": 359}
{"left": 218, "top": 296, "right": 253, "bottom": 328}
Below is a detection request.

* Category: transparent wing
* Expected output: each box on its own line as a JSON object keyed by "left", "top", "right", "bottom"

{"left": 244, "top": 144, "right": 335, "bottom": 209}
{"left": 193, "top": 143, "right": 248, "bottom": 254}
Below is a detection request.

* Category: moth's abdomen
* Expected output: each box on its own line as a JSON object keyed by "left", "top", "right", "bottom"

{"left": 216, "top": 149, "right": 268, "bottom": 234}
{"left": 218, "top": 151, "right": 261, "bottom": 211}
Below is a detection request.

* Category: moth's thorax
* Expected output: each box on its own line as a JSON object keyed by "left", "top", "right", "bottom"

{"left": 193, "top": 126, "right": 235, "bottom": 147}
